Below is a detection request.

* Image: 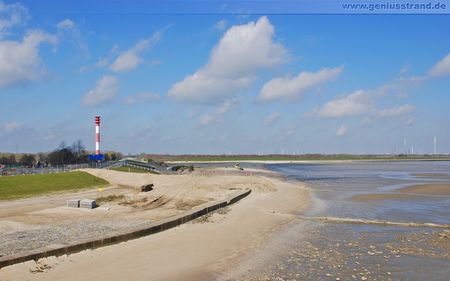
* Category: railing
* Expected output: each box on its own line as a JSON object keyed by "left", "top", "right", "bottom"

{"left": 0, "top": 159, "right": 158, "bottom": 177}
{"left": 0, "top": 161, "right": 121, "bottom": 176}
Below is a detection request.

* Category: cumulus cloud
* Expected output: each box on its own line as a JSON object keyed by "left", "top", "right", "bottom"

{"left": 0, "top": 1, "right": 29, "bottom": 39}
{"left": 263, "top": 112, "right": 281, "bottom": 126}
{"left": 257, "top": 66, "right": 343, "bottom": 102}
{"left": 362, "top": 117, "right": 374, "bottom": 126}
{"left": 56, "top": 19, "right": 74, "bottom": 30}
{"left": 375, "top": 104, "right": 415, "bottom": 117}
{"left": 404, "top": 116, "right": 415, "bottom": 125}
{"left": 56, "top": 19, "right": 88, "bottom": 57}
{"left": 396, "top": 92, "right": 408, "bottom": 99}
{"left": 109, "top": 32, "right": 162, "bottom": 72}
{"left": 336, "top": 125, "right": 348, "bottom": 136}
{"left": 81, "top": 75, "right": 119, "bottom": 107}
{"left": 304, "top": 90, "right": 372, "bottom": 118}
{"left": 399, "top": 65, "right": 410, "bottom": 74}
{"left": 168, "top": 16, "right": 290, "bottom": 104}
{"left": 213, "top": 19, "right": 227, "bottom": 30}
{"left": 168, "top": 73, "right": 255, "bottom": 104}
{"left": 198, "top": 98, "right": 240, "bottom": 126}
{"left": 121, "top": 91, "right": 159, "bottom": 105}
{"left": 285, "top": 128, "right": 295, "bottom": 137}
{"left": 1, "top": 122, "right": 34, "bottom": 140}
{"left": 79, "top": 57, "right": 109, "bottom": 73}
{"left": 3, "top": 122, "right": 24, "bottom": 133}
{"left": 428, "top": 53, "right": 450, "bottom": 76}
{"left": 0, "top": 30, "right": 57, "bottom": 87}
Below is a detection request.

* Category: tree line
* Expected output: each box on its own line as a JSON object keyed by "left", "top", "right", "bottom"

{"left": 0, "top": 140, "right": 124, "bottom": 167}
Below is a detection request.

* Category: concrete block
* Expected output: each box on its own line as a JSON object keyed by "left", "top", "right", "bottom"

{"left": 67, "top": 199, "right": 81, "bottom": 208}
{"left": 79, "top": 199, "right": 96, "bottom": 209}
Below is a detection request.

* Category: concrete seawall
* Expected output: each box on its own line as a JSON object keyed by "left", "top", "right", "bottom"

{"left": 0, "top": 189, "right": 251, "bottom": 269}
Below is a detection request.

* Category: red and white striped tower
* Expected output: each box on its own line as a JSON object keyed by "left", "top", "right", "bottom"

{"left": 95, "top": 116, "right": 101, "bottom": 155}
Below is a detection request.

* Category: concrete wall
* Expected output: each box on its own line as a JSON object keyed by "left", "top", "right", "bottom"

{"left": 0, "top": 189, "right": 251, "bottom": 269}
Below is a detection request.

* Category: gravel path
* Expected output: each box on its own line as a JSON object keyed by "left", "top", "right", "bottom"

{"left": 0, "top": 219, "right": 153, "bottom": 257}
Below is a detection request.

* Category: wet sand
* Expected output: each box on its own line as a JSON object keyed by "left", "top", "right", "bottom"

{"left": 399, "top": 183, "right": 450, "bottom": 195}
{"left": 353, "top": 183, "right": 450, "bottom": 200}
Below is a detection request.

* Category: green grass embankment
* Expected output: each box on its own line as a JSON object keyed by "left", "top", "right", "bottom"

{"left": 0, "top": 171, "right": 109, "bottom": 201}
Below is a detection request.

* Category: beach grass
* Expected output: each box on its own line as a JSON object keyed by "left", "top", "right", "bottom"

{"left": 0, "top": 171, "right": 109, "bottom": 201}
{"left": 110, "top": 166, "right": 159, "bottom": 174}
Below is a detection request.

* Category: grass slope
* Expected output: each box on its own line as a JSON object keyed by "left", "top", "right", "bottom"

{"left": 0, "top": 171, "right": 109, "bottom": 201}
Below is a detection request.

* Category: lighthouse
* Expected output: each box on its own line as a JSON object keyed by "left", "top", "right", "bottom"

{"left": 95, "top": 116, "right": 101, "bottom": 155}
{"left": 89, "top": 116, "right": 105, "bottom": 163}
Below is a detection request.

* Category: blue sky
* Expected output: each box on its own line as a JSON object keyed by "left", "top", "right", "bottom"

{"left": 1, "top": 0, "right": 449, "bottom": 155}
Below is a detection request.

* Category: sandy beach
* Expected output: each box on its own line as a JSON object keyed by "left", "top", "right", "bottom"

{"left": 0, "top": 162, "right": 311, "bottom": 280}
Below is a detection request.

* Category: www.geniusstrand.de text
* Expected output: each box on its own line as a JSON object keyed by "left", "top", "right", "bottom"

{"left": 342, "top": 2, "right": 447, "bottom": 11}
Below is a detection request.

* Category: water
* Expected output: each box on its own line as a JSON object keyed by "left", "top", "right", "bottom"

{"left": 235, "top": 161, "right": 450, "bottom": 280}
{"left": 268, "top": 161, "right": 450, "bottom": 224}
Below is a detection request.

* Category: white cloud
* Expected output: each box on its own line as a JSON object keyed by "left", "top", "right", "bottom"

{"left": 198, "top": 99, "right": 240, "bottom": 125}
{"left": 0, "top": 1, "right": 29, "bottom": 39}
{"left": 304, "top": 90, "right": 372, "bottom": 118}
{"left": 429, "top": 53, "right": 450, "bottom": 76}
{"left": 257, "top": 66, "right": 343, "bottom": 102}
{"left": 168, "top": 16, "right": 290, "bottom": 104}
{"left": 213, "top": 20, "right": 227, "bottom": 30}
{"left": 56, "top": 19, "right": 88, "bottom": 57}
{"left": 404, "top": 116, "right": 415, "bottom": 125}
{"left": 263, "top": 112, "right": 281, "bottom": 126}
{"left": 362, "top": 117, "right": 374, "bottom": 126}
{"left": 109, "top": 32, "right": 162, "bottom": 72}
{"left": 0, "top": 29, "right": 57, "bottom": 87}
{"left": 109, "top": 49, "right": 143, "bottom": 72}
{"left": 396, "top": 92, "right": 408, "bottom": 99}
{"left": 79, "top": 57, "right": 109, "bottom": 73}
{"left": 4, "top": 122, "right": 24, "bottom": 133}
{"left": 375, "top": 104, "right": 415, "bottom": 117}
{"left": 56, "top": 19, "right": 74, "bottom": 30}
{"left": 44, "top": 134, "right": 55, "bottom": 140}
{"left": 168, "top": 73, "right": 255, "bottom": 104}
{"left": 121, "top": 91, "right": 159, "bottom": 105}
{"left": 285, "top": 129, "right": 295, "bottom": 137}
{"left": 399, "top": 65, "right": 410, "bottom": 74}
{"left": 336, "top": 125, "right": 348, "bottom": 136}
{"left": 81, "top": 75, "right": 119, "bottom": 107}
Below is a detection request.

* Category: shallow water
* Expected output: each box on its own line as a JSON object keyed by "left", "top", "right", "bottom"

{"left": 235, "top": 161, "right": 450, "bottom": 280}
{"left": 268, "top": 161, "right": 450, "bottom": 224}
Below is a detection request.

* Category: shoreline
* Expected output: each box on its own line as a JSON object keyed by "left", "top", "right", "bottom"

{"left": 0, "top": 162, "right": 312, "bottom": 280}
